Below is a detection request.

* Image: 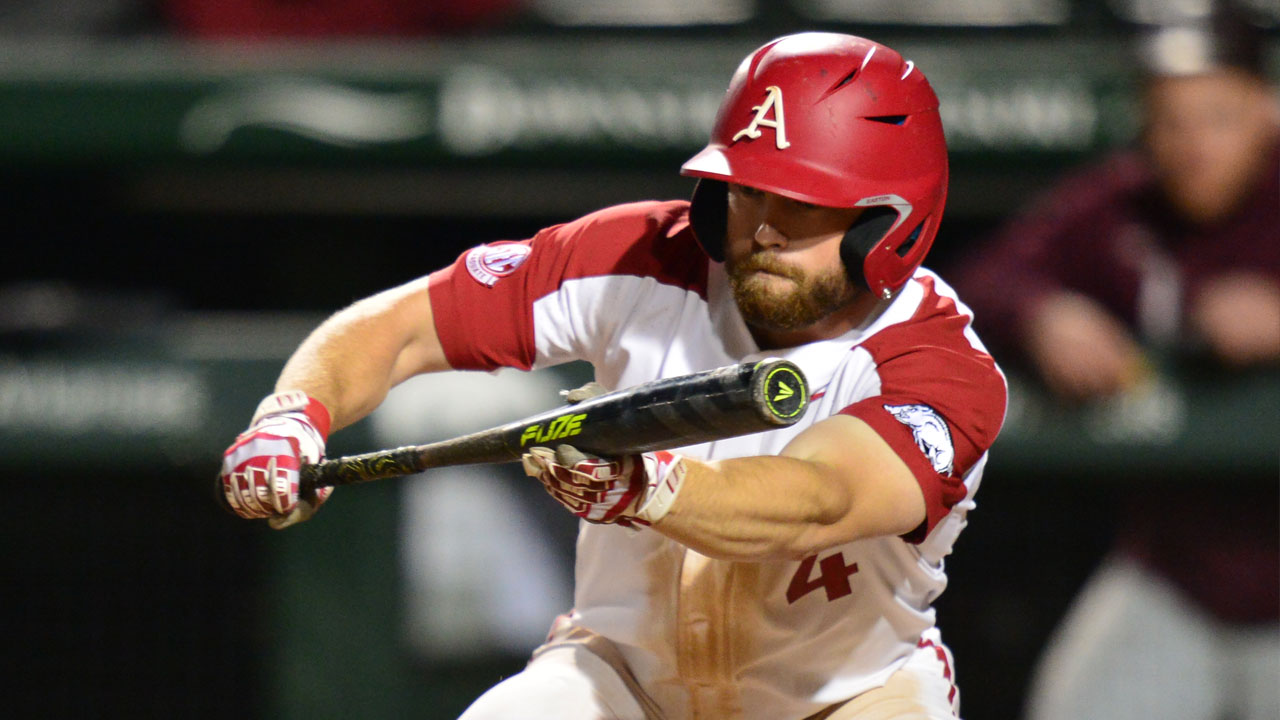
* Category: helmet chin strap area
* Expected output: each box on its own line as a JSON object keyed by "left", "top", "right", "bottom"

{"left": 839, "top": 208, "right": 899, "bottom": 296}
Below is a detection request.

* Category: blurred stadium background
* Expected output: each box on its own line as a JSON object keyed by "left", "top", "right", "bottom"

{"left": 2, "top": 1, "right": 1276, "bottom": 718}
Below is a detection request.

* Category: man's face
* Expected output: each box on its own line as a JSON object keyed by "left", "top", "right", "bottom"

{"left": 1143, "top": 70, "right": 1279, "bottom": 224}
{"left": 723, "top": 183, "right": 865, "bottom": 332}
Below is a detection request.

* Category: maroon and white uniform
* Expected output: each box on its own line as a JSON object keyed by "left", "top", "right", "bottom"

{"left": 430, "top": 201, "right": 1007, "bottom": 720}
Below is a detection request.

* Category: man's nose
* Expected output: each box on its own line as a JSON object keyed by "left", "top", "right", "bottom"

{"left": 753, "top": 221, "right": 789, "bottom": 250}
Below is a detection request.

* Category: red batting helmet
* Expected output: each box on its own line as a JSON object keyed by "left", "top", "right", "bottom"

{"left": 681, "top": 32, "right": 949, "bottom": 299}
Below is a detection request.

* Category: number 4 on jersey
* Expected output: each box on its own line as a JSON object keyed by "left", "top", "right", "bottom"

{"left": 786, "top": 551, "right": 859, "bottom": 604}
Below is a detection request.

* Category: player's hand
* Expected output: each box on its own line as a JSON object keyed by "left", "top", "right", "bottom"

{"left": 1024, "top": 291, "right": 1147, "bottom": 402}
{"left": 1189, "top": 272, "right": 1280, "bottom": 367}
{"left": 521, "top": 445, "right": 688, "bottom": 527}
{"left": 219, "top": 391, "right": 333, "bottom": 530}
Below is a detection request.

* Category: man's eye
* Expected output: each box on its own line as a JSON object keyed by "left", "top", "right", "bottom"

{"left": 735, "top": 184, "right": 763, "bottom": 197}
{"left": 784, "top": 197, "right": 827, "bottom": 213}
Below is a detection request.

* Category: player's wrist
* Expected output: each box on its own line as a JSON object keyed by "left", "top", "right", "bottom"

{"left": 251, "top": 390, "right": 332, "bottom": 441}
{"left": 633, "top": 451, "right": 688, "bottom": 525}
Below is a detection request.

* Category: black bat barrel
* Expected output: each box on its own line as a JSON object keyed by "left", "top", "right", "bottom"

{"left": 302, "top": 358, "right": 808, "bottom": 490}
{"left": 564, "top": 357, "right": 809, "bottom": 455}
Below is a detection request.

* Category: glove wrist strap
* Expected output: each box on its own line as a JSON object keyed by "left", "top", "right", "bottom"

{"left": 635, "top": 452, "right": 687, "bottom": 525}
{"left": 252, "top": 390, "right": 332, "bottom": 440}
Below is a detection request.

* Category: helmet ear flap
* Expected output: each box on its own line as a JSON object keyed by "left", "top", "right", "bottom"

{"left": 688, "top": 179, "right": 728, "bottom": 262}
{"left": 839, "top": 208, "right": 898, "bottom": 292}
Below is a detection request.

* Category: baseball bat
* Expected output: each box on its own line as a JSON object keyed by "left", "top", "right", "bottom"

{"left": 300, "top": 358, "right": 809, "bottom": 492}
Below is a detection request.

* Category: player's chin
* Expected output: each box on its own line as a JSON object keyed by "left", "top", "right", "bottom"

{"left": 758, "top": 281, "right": 805, "bottom": 309}
{"left": 735, "top": 271, "right": 800, "bottom": 298}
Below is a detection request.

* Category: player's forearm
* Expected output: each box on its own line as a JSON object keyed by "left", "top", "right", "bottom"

{"left": 653, "top": 456, "right": 860, "bottom": 561}
{"left": 275, "top": 317, "right": 395, "bottom": 432}
{"left": 652, "top": 416, "right": 927, "bottom": 561}
{"left": 275, "top": 277, "right": 450, "bottom": 432}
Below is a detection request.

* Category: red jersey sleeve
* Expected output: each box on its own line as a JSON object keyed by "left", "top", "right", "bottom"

{"left": 427, "top": 200, "right": 707, "bottom": 371}
{"left": 840, "top": 277, "right": 1007, "bottom": 542}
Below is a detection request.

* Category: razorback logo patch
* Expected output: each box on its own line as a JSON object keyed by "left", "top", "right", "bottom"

{"left": 884, "top": 403, "right": 954, "bottom": 476}
{"left": 466, "top": 243, "right": 531, "bottom": 287}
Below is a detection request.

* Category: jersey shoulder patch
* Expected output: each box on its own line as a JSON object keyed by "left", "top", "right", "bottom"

{"left": 465, "top": 242, "right": 532, "bottom": 287}
{"left": 883, "top": 403, "right": 954, "bottom": 476}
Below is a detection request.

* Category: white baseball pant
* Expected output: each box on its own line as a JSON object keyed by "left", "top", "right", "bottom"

{"left": 457, "top": 627, "right": 960, "bottom": 720}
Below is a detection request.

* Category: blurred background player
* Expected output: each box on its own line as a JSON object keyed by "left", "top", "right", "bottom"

{"left": 220, "top": 32, "right": 1007, "bottom": 720}
{"left": 949, "top": 2, "right": 1279, "bottom": 718}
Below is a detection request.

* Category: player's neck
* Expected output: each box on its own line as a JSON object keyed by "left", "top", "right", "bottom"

{"left": 749, "top": 291, "right": 886, "bottom": 350}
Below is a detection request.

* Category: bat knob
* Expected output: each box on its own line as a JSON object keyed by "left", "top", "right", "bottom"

{"left": 752, "top": 358, "right": 809, "bottom": 425}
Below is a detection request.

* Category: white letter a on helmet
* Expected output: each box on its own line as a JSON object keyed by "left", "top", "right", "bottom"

{"left": 732, "top": 86, "right": 791, "bottom": 149}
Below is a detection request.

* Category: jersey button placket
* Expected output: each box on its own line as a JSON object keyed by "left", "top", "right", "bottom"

{"left": 677, "top": 551, "right": 740, "bottom": 718}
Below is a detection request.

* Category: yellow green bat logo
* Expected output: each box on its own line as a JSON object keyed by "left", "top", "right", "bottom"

{"left": 761, "top": 363, "right": 807, "bottom": 419}
{"left": 521, "top": 413, "right": 587, "bottom": 446}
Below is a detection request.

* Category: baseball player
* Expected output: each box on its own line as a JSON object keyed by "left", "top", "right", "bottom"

{"left": 220, "top": 32, "right": 1007, "bottom": 720}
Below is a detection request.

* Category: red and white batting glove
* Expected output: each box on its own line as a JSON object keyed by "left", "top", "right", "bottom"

{"left": 220, "top": 391, "right": 332, "bottom": 530}
{"left": 521, "top": 445, "right": 688, "bottom": 527}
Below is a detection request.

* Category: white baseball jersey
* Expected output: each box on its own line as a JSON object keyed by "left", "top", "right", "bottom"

{"left": 429, "top": 200, "right": 1007, "bottom": 720}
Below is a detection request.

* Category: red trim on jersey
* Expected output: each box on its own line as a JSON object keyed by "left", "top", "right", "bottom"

{"left": 840, "top": 276, "right": 1006, "bottom": 542}
{"left": 429, "top": 201, "right": 708, "bottom": 371}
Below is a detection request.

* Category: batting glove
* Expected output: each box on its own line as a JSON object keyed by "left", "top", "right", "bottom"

{"left": 220, "top": 391, "right": 332, "bottom": 530}
{"left": 521, "top": 445, "right": 688, "bottom": 527}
